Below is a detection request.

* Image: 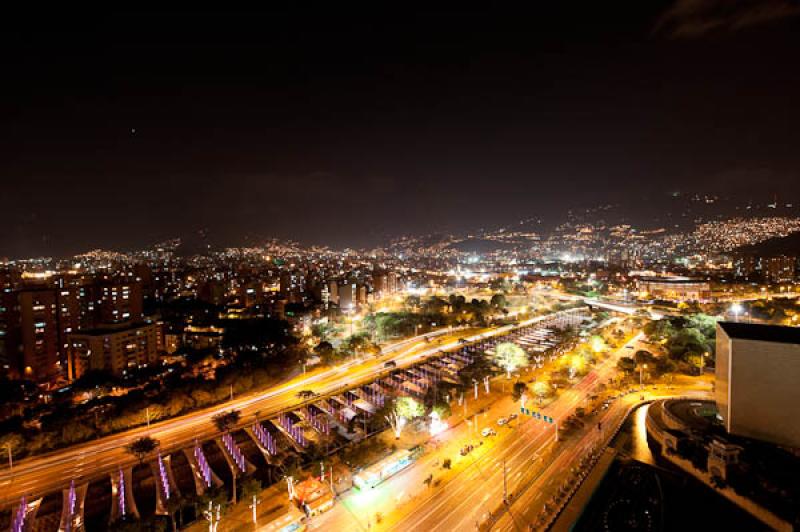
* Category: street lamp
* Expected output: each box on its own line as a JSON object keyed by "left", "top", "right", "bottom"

{"left": 2, "top": 443, "right": 12, "bottom": 472}
{"left": 730, "top": 303, "right": 743, "bottom": 322}
{"left": 639, "top": 363, "right": 647, "bottom": 390}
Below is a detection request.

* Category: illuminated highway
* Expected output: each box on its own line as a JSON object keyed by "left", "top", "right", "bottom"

{"left": 309, "top": 331, "right": 644, "bottom": 531}
{"left": 0, "top": 311, "right": 579, "bottom": 508}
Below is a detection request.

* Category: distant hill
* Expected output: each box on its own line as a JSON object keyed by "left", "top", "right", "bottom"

{"left": 448, "top": 238, "right": 517, "bottom": 253}
{"left": 735, "top": 231, "right": 800, "bottom": 256}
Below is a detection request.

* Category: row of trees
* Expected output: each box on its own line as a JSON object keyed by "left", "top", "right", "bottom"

{"left": 313, "top": 332, "right": 381, "bottom": 365}
{"left": 1, "top": 318, "right": 305, "bottom": 461}
{"left": 644, "top": 314, "right": 717, "bottom": 370}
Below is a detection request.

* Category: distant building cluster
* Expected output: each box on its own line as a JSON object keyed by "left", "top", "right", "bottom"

{"left": 0, "top": 269, "right": 152, "bottom": 383}
{"left": 0, "top": 244, "right": 405, "bottom": 386}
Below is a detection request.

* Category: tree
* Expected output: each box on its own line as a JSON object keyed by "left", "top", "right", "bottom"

{"left": 314, "top": 341, "right": 335, "bottom": 358}
{"left": 311, "top": 322, "right": 340, "bottom": 342}
{"left": 667, "top": 328, "right": 711, "bottom": 361}
{"left": 125, "top": 436, "right": 160, "bottom": 465}
{"left": 512, "top": 382, "right": 528, "bottom": 402}
{"left": 490, "top": 293, "right": 508, "bottom": 308}
{"left": 617, "top": 357, "right": 636, "bottom": 374}
{"left": 386, "top": 397, "right": 424, "bottom": 439}
{"left": 340, "top": 333, "right": 379, "bottom": 357}
{"left": 634, "top": 350, "right": 655, "bottom": 365}
{"left": 432, "top": 400, "right": 452, "bottom": 420}
{"left": 532, "top": 381, "right": 551, "bottom": 405}
{"left": 643, "top": 319, "right": 676, "bottom": 343}
{"left": 654, "top": 356, "right": 678, "bottom": 376}
{"left": 493, "top": 342, "right": 528, "bottom": 378}
{"left": 239, "top": 476, "right": 262, "bottom": 500}
{"left": 0, "top": 433, "right": 24, "bottom": 466}
{"left": 212, "top": 410, "right": 241, "bottom": 433}
{"left": 686, "top": 314, "right": 717, "bottom": 339}
{"left": 458, "top": 356, "right": 495, "bottom": 388}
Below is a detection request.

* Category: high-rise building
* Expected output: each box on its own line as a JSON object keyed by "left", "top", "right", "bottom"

{"left": 97, "top": 279, "right": 143, "bottom": 324}
{"left": 17, "top": 288, "right": 60, "bottom": 382}
{"left": 0, "top": 270, "right": 20, "bottom": 375}
{"left": 338, "top": 281, "right": 356, "bottom": 312}
{"left": 280, "top": 270, "right": 306, "bottom": 303}
{"left": 53, "top": 275, "right": 96, "bottom": 365}
{"left": 327, "top": 280, "right": 339, "bottom": 305}
{"left": 715, "top": 321, "right": 800, "bottom": 448}
{"left": 357, "top": 284, "right": 368, "bottom": 305}
{"left": 734, "top": 255, "right": 759, "bottom": 279}
{"left": 373, "top": 271, "right": 399, "bottom": 298}
{"left": 198, "top": 279, "right": 226, "bottom": 305}
{"left": 68, "top": 321, "right": 159, "bottom": 379}
{"left": 764, "top": 255, "right": 796, "bottom": 284}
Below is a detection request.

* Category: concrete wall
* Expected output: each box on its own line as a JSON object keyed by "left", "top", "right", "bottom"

{"left": 716, "top": 324, "right": 800, "bottom": 448}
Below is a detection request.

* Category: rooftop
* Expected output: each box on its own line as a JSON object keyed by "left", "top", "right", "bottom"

{"left": 718, "top": 321, "right": 800, "bottom": 345}
{"left": 71, "top": 320, "right": 155, "bottom": 337}
{"left": 638, "top": 276, "right": 708, "bottom": 284}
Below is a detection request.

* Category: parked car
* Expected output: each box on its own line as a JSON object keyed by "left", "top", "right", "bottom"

{"left": 508, "top": 413, "right": 518, "bottom": 421}
{"left": 497, "top": 417, "right": 508, "bottom": 426}
{"left": 384, "top": 361, "right": 397, "bottom": 369}
{"left": 482, "top": 427, "right": 497, "bottom": 437}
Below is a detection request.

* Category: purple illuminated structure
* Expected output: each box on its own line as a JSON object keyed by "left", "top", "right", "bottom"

{"left": 253, "top": 422, "right": 277, "bottom": 455}
{"left": 277, "top": 413, "right": 307, "bottom": 447}
{"left": 221, "top": 433, "right": 246, "bottom": 473}
{"left": 11, "top": 496, "right": 26, "bottom": 532}
{"left": 193, "top": 441, "right": 212, "bottom": 488}
{"left": 65, "top": 479, "right": 76, "bottom": 530}
{"left": 118, "top": 468, "right": 126, "bottom": 518}
{"left": 157, "top": 453, "right": 171, "bottom": 501}
{"left": 306, "top": 407, "right": 329, "bottom": 435}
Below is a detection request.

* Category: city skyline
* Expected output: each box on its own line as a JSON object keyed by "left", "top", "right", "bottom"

{"left": 3, "top": 6, "right": 800, "bottom": 531}
{"left": 4, "top": 4, "right": 800, "bottom": 257}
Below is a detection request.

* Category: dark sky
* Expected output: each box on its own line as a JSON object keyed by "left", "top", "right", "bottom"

{"left": 3, "top": 3, "right": 800, "bottom": 258}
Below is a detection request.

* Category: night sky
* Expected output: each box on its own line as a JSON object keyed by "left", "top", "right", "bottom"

{"left": 3, "top": 3, "right": 800, "bottom": 258}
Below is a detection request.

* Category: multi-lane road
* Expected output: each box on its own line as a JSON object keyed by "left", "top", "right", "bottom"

{"left": 308, "top": 331, "right": 644, "bottom": 532}
{"left": 0, "top": 310, "right": 580, "bottom": 509}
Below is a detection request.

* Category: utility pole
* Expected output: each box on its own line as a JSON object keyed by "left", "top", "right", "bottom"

{"left": 230, "top": 385, "right": 234, "bottom": 402}
{"left": 249, "top": 494, "right": 261, "bottom": 528}
{"left": 5, "top": 444, "right": 12, "bottom": 472}
{"left": 146, "top": 407, "right": 150, "bottom": 428}
{"left": 502, "top": 459, "right": 507, "bottom": 503}
{"left": 232, "top": 469, "right": 238, "bottom": 505}
{"left": 204, "top": 501, "right": 221, "bottom": 532}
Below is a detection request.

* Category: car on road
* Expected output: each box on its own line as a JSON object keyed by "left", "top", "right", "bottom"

{"left": 497, "top": 417, "right": 508, "bottom": 426}
{"left": 508, "top": 413, "right": 518, "bottom": 421}
{"left": 481, "top": 428, "right": 497, "bottom": 437}
{"left": 383, "top": 361, "right": 397, "bottom": 369}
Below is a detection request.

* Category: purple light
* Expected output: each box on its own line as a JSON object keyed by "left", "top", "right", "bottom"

{"left": 253, "top": 422, "right": 276, "bottom": 455}
{"left": 194, "top": 442, "right": 212, "bottom": 487}
{"left": 118, "top": 468, "right": 126, "bottom": 518}
{"left": 222, "top": 433, "right": 246, "bottom": 472}
{"left": 11, "top": 496, "right": 26, "bottom": 532}
{"left": 158, "top": 453, "right": 170, "bottom": 500}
